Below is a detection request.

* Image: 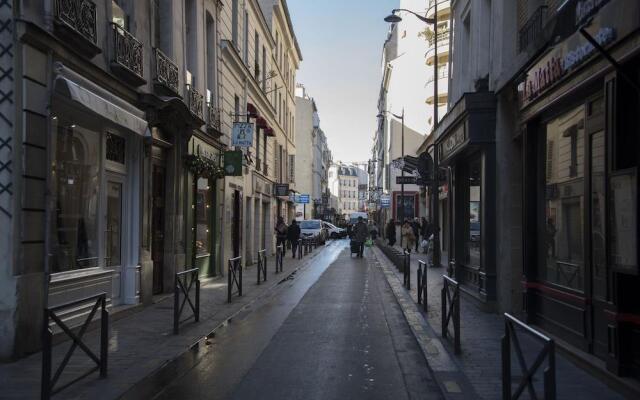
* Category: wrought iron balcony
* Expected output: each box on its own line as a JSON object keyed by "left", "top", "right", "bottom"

{"left": 427, "top": 29, "right": 450, "bottom": 47}
{"left": 519, "top": 6, "right": 548, "bottom": 52}
{"left": 153, "top": 48, "right": 179, "bottom": 95}
{"left": 53, "top": 0, "right": 100, "bottom": 56}
{"left": 206, "top": 103, "right": 222, "bottom": 135}
{"left": 187, "top": 86, "right": 205, "bottom": 122}
{"left": 110, "top": 23, "right": 145, "bottom": 86}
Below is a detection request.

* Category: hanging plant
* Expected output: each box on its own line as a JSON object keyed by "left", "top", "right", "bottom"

{"left": 184, "top": 154, "right": 224, "bottom": 179}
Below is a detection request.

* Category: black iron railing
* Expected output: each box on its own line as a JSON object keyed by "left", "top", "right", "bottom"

{"left": 403, "top": 251, "right": 410, "bottom": 290}
{"left": 41, "top": 293, "right": 108, "bottom": 399}
{"left": 154, "top": 48, "right": 179, "bottom": 94}
{"left": 54, "top": 0, "right": 97, "bottom": 45}
{"left": 228, "top": 256, "right": 243, "bottom": 302}
{"left": 519, "top": 6, "right": 548, "bottom": 52}
{"left": 417, "top": 260, "right": 428, "bottom": 309}
{"left": 257, "top": 249, "right": 267, "bottom": 284}
{"left": 173, "top": 267, "right": 200, "bottom": 334}
{"left": 502, "top": 313, "right": 556, "bottom": 400}
{"left": 275, "top": 245, "right": 284, "bottom": 273}
{"left": 110, "top": 23, "right": 144, "bottom": 81}
{"left": 207, "top": 103, "right": 222, "bottom": 132}
{"left": 442, "top": 275, "right": 461, "bottom": 354}
{"left": 187, "top": 85, "right": 204, "bottom": 121}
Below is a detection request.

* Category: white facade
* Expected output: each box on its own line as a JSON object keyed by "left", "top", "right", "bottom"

{"left": 328, "top": 164, "right": 365, "bottom": 219}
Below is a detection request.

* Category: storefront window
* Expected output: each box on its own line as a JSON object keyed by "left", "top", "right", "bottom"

{"left": 542, "top": 105, "right": 585, "bottom": 291}
{"left": 395, "top": 194, "right": 415, "bottom": 221}
{"left": 195, "top": 177, "right": 212, "bottom": 256}
{"left": 465, "top": 157, "right": 481, "bottom": 267}
{"left": 52, "top": 123, "right": 101, "bottom": 272}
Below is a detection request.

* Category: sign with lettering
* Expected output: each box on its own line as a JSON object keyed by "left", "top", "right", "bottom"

{"left": 297, "top": 194, "right": 310, "bottom": 204}
{"left": 274, "top": 183, "right": 289, "bottom": 197}
{"left": 231, "top": 122, "right": 254, "bottom": 147}
{"left": 396, "top": 176, "right": 417, "bottom": 185}
{"left": 380, "top": 194, "right": 391, "bottom": 208}
{"left": 519, "top": 0, "right": 639, "bottom": 108}
{"left": 224, "top": 150, "right": 243, "bottom": 176}
{"left": 438, "top": 123, "right": 467, "bottom": 161}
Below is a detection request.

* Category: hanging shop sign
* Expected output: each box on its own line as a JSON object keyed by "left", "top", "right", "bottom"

{"left": 231, "top": 122, "right": 254, "bottom": 147}
{"left": 396, "top": 176, "right": 417, "bottom": 185}
{"left": 274, "top": 183, "right": 290, "bottom": 197}
{"left": 380, "top": 194, "right": 391, "bottom": 208}
{"left": 224, "top": 150, "right": 243, "bottom": 176}
{"left": 519, "top": 0, "right": 639, "bottom": 108}
{"left": 438, "top": 122, "right": 468, "bottom": 162}
{"left": 296, "top": 194, "right": 310, "bottom": 204}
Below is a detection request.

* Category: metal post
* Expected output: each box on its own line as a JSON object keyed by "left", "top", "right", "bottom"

{"left": 400, "top": 109, "right": 405, "bottom": 247}
{"left": 238, "top": 260, "right": 243, "bottom": 296}
{"left": 41, "top": 325, "right": 52, "bottom": 400}
{"left": 432, "top": 1, "right": 441, "bottom": 269}
{"left": 502, "top": 323, "right": 511, "bottom": 400}
{"left": 417, "top": 264, "right": 422, "bottom": 304}
{"left": 227, "top": 260, "right": 232, "bottom": 303}
{"left": 100, "top": 297, "right": 108, "bottom": 378}
{"left": 173, "top": 279, "right": 180, "bottom": 334}
{"left": 545, "top": 341, "right": 557, "bottom": 399}
{"left": 195, "top": 278, "right": 200, "bottom": 321}
{"left": 454, "top": 284, "right": 461, "bottom": 354}
{"left": 441, "top": 281, "right": 447, "bottom": 339}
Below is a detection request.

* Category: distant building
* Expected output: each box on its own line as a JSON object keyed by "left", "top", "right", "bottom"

{"left": 329, "top": 164, "right": 367, "bottom": 220}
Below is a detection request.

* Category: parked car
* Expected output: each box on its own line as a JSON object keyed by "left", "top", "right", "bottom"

{"left": 323, "top": 221, "right": 347, "bottom": 239}
{"left": 300, "top": 219, "right": 328, "bottom": 244}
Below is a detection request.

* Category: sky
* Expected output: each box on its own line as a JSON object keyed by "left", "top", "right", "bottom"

{"left": 288, "top": 0, "right": 396, "bottom": 163}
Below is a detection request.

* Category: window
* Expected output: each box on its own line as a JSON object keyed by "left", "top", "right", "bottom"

{"left": 232, "top": 0, "right": 239, "bottom": 47}
{"left": 243, "top": 11, "right": 249, "bottom": 62}
{"left": 289, "top": 154, "right": 296, "bottom": 183}
{"left": 195, "top": 178, "right": 212, "bottom": 256}
{"left": 51, "top": 123, "right": 101, "bottom": 272}
{"left": 541, "top": 105, "right": 585, "bottom": 291}
{"left": 254, "top": 31, "right": 260, "bottom": 81}
{"left": 234, "top": 95, "right": 240, "bottom": 122}
{"left": 262, "top": 46, "right": 267, "bottom": 91}
{"left": 465, "top": 156, "right": 481, "bottom": 267}
{"left": 112, "top": 0, "right": 128, "bottom": 29}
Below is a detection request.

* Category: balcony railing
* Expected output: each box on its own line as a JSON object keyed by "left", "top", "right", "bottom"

{"left": 426, "top": 68, "right": 448, "bottom": 84}
{"left": 53, "top": 0, "right": 99, "bottom": 55}
{"left": 206, "top": 103, "right": 221, "bottom": 133}
{"left": 187, "top": 86, "right": 204, "bottom": 121}
{"left": 519, "top": 6, "right": 548, "bottom": 52}
{"left": 111, "top": 23, "right": 144, "bottom": 85}
{"left": 427, "top": 29, "right": 450, "bottom": 47}
{"left": 153, "top": 48, "right": 179, "bottom": 95}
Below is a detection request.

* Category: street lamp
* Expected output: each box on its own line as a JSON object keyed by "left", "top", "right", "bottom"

{"left": 385, "top": 4, "right": 442, "bottom": 268}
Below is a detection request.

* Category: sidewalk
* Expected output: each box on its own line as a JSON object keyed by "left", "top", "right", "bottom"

{"left": 0, "top": 243, "right": 331, "bottom": 400}
{"left": 374, "top": 243, "right": 628, "bottom": 400}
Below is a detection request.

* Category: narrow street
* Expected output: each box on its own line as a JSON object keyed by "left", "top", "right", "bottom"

{"left": 154, "top": 241, "right": 443, "bottom": 400}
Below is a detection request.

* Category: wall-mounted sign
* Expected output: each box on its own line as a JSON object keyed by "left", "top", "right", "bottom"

{"left": 396, "top": 176, "right": 417, "bottom": 185}
{"left": 380, "top": 194, "right": 391, "bottom": 208}
{"left": 519, "top": 0, "right": 638, "bottom": 108}
{"left": 297, "top": 194, "right": 310, "bottom": 204}
{"left": 231, "top": 122, "right": 254, "bottom": 147}
{"left": 224, "top": 150, "right": 243, "bottom": 176}
{"left": 274, "top": 183, "right": 289, "bottom": 197}
{"left": 438, "top": 122, "right": 467, "bottom": 161}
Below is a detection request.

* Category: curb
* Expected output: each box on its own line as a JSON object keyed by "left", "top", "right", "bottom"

{"left": 119, "top": 243, "right": 331, "bottom": 400}
{"left": 370, "top": 246, "right": 479, "bottom": 400}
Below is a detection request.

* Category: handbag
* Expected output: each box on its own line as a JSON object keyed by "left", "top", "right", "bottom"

{"left": 364, "top": 238, "right": 373, "bottom": 247}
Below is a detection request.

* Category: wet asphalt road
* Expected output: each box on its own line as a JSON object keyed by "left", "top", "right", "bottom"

{"left": 154, "top": 241, "right": 442, "bottom": 400}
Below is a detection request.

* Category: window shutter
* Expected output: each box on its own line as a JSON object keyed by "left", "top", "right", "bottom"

{"left": 289, "top": 155, "right": 295, "bottom": 183}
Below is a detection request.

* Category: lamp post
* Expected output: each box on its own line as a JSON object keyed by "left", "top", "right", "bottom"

{"left": 385, "top": 6, "right": 441, "bottom": 267}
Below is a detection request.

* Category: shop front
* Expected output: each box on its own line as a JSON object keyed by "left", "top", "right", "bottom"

{"left": 434, "top": 91, "right": 497, "bottom": 307}
{"left": 519, "top": 0, "right": 640, "bottom": 378}
{"left": 48, "top": 64, "right": 146, "bottom": 315}
{"left": 185, "top": 137, "right": 224, "bottom": 278}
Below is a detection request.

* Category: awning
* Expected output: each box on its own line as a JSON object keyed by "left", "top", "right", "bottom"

{"left": 53, "top": 62, "right": 148, "bottom": 136}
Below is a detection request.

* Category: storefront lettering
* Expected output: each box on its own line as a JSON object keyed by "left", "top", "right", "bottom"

{"left": 523, "top": 56, "right": 565, "bottom": 102}
{"left": 564, "top": 27, "right": 615, "bottom": 71}
{"left": 576, "top": 0, "right": 610, "bottom": 26}
{"left": 439, "top": 124, "right": 467, "bottom": 160}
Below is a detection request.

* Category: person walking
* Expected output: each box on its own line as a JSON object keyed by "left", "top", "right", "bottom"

{"left": 275, "top": 216, "right": 288, "bottom": 250}
{"left": 353, "top": 216, "right": 369, "bottom": 258}
{"left": 287, "top": 219, "right": 301, "bottom": 258}
{"left": 401, "top": 219, "right": 416, "bottom": 254}
{"left": 420, "top": 217, "right": 430, "bottom": 253}
{"left": 385, "top": 219, "right": 396, "bottom": 247}
{"left": 411, "top": 218, "right": 420, "bottom": 252}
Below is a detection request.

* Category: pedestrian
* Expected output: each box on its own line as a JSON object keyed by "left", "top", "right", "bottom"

{"left": 401, "top": 219, "right": 416, "bottom": 253}
{"left": 411, "top": 218, "right": 420, "bottom": 252}
{"left": 385, "top": 219, "right": 396, "bottom": 246}
{"left": 369, "top": 222, "right": 378, "bottom": 240}
{"left": 420, "top": 217, "right": 430, "bottom": 253}
{"left": 275, "top": 216, "right": 288, "bottom": 250}
{"left": 353, "top": 216, "right": 369, "bottom": 258}
{"left": 287, "top": 219, "right": 301, "bottom": 258}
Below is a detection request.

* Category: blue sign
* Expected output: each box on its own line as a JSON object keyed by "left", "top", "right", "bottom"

{"left": 297, "top": 194, "right": 310, "bottom": 204}
{"left": 231, "top": 122, "right": 254, "bottom": 147}
{"left": 380, "top": 194, "right": 391, "bottom": 209}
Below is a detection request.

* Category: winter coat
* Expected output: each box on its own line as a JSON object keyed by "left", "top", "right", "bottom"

{"left": 353, "top": 221, "right": 369, "bottom": 242}
{"left": 385, "top": 222, "right": 396, "bottom": 241}
{"left": 287, "top": 224, "right": 301, "bottom": 241}
{"left": 402, "top": 224, "right": 416, "bottom": 247}
{"left": 275, "top": 222, "right": 288, "bottom": 239}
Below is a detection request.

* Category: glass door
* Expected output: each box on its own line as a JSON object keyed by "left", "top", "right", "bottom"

{"left": 105, "top": 175, "right": 125, "bottom": 305}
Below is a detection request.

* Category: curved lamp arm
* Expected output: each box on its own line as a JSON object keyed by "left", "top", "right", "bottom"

{"left": 392, "top": 8, "right": 436, "bottom": 24}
